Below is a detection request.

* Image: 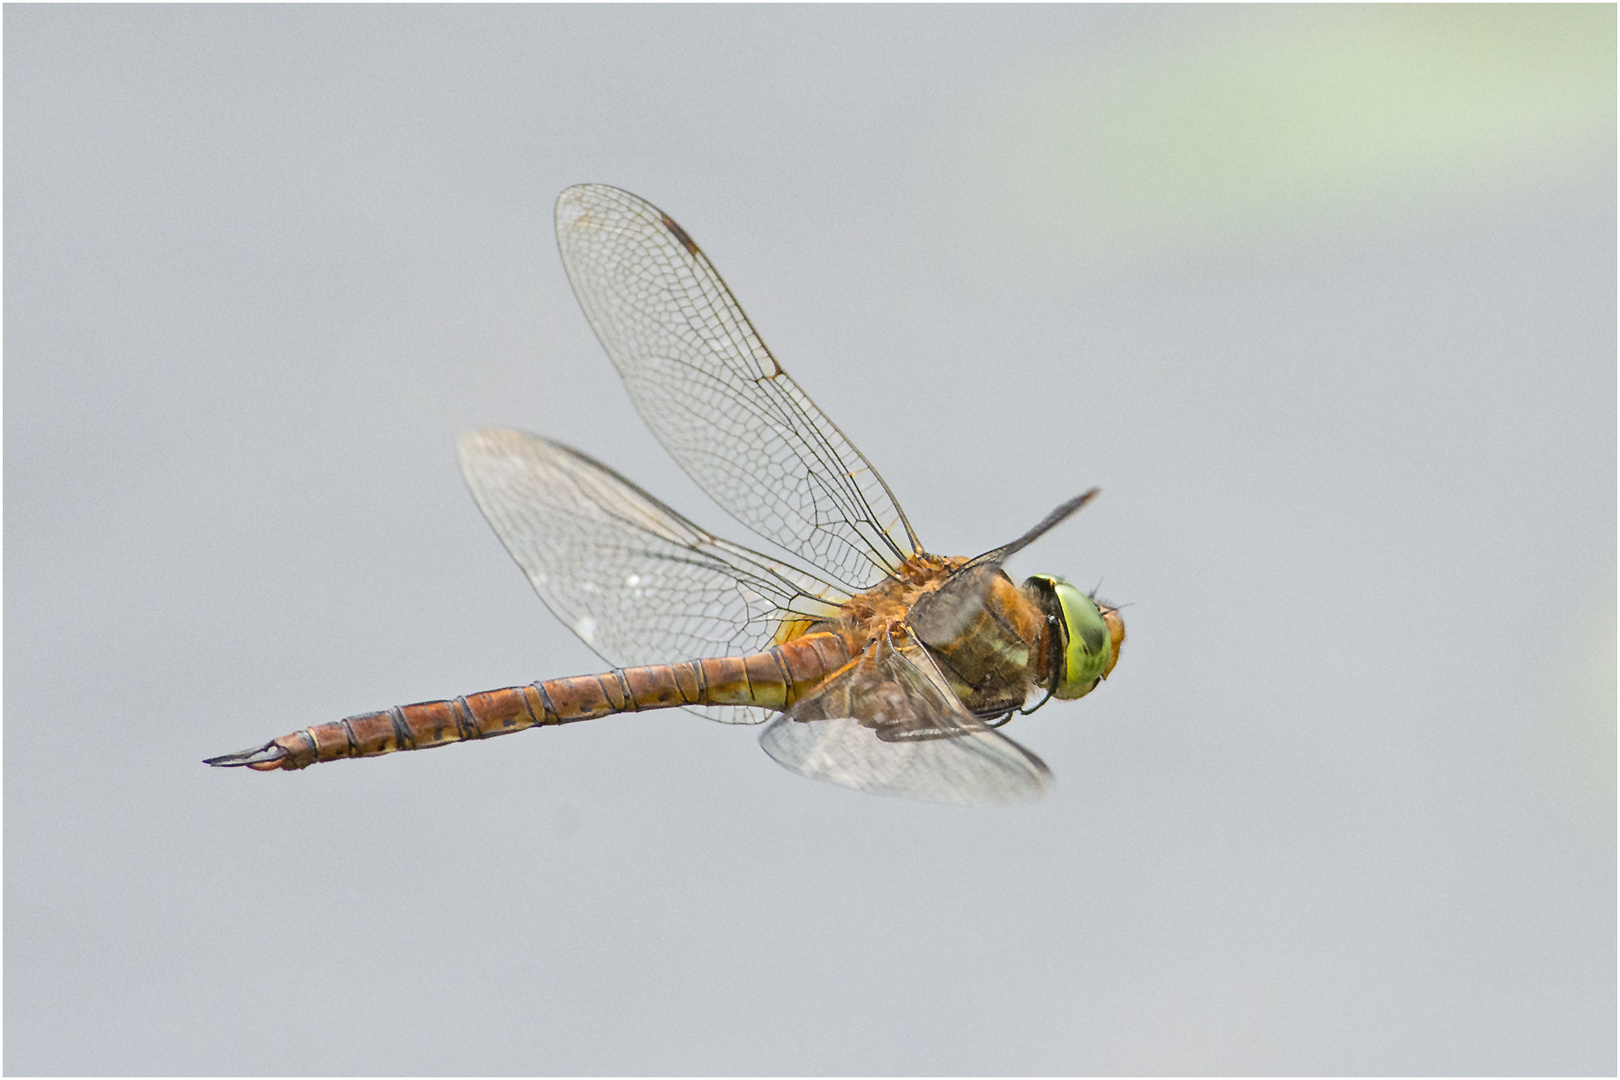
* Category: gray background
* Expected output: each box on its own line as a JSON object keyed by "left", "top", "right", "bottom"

{"left": 7, "top": 6, "right": 1614, "bottom": 1074}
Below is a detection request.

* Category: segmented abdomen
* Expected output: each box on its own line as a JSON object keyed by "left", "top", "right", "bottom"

{"left": 207, "top": 632, "right": 854, "bottom": 771}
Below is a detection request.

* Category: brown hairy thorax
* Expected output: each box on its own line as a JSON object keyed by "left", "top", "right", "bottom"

{"left": 817, "top": 553, "right": 970, "bottom": 640}
{"left": 787, "top": 552, "right": 1057, "bottom": 716}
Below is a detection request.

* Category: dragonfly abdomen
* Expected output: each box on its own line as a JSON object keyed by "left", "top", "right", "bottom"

{"left": 205, "top": 632, "right": 855, "bottom": 772}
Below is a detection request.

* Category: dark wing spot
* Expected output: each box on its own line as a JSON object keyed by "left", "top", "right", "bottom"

{"left": 660, "top": 213, "right": 700, "bottom": 256}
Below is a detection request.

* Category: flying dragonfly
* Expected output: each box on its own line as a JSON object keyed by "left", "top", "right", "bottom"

{"left": 206, "top": 184, "right": 1124, "bottom": 805}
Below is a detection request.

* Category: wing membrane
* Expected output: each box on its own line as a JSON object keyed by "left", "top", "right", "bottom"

{"left": 458, "top": 428, "right": 846, "bottom": 724}
{"left": 759, "top": 628, "right": 1051, "bottom": 804}
{"left": 555, "top": 184, "right": 919, "bottom": 593}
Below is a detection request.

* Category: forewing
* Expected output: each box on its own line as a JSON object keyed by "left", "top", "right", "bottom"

{"left": 759, "top": 630, "right": 1051, "bottom": 805}
{"left": 555, "top": 184, "right": 919, "bottom": 593}
{"left": 458, "top": 428, "right": 846, "bottom": 724}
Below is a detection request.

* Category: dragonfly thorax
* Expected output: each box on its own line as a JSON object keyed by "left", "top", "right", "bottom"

{"left": 889, "top": 561, "right": 1050, "bottom": 717}
{"left": 821, "top": 553, "right": 971, "bottom": 638}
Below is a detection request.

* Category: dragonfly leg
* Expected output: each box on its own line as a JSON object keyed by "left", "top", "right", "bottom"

{"left": 1018, "top": 687, "right": 1056, "bottom": 717}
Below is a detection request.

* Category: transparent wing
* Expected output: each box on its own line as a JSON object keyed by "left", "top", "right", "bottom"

{"left": 759, "top": 628, "right": 1051, "bottom": 805}
{"left": 555, "top": 184, "right": 920, "bottom": 594}
{"left": 458, "top": 427, "right": 847, "bottom": 725}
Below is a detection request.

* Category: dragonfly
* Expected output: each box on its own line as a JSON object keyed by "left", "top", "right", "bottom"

{"left": 206, "top": 185, "right": 1124, "bottom": 805}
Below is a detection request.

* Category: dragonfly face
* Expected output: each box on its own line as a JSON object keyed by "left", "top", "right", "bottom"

{"left": 1025, "top": 575, "right": 1125, "bottom": 700}
{"left": 207, "top": 184, "right": 1124, "bottom": 805}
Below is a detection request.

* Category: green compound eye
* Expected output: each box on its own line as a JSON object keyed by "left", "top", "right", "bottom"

{"left": 1026, "top": 575, "right": 1124, "bottom": 700}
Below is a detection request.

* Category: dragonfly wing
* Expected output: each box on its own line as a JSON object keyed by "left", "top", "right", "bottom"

{"left": 555, "top": 184, "right": 920, "bottom": 594}
{"left": 759, "top": 629, "right": 1051, "bottom": 805}
{"left": 458, "top": 427, "right": 847, "bottom": 725}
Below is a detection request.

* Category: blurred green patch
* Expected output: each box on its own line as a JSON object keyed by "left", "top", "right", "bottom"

{"left": 1549, "top": 579, "right": 1617, "bottom": 827}
{"left": 983, "top": 6, "right": 1615, "bottom": 260}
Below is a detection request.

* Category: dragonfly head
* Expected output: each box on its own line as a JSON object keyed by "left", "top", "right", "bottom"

{"left": 1025, "top": 574, "right": 1125, "bottom": 700}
